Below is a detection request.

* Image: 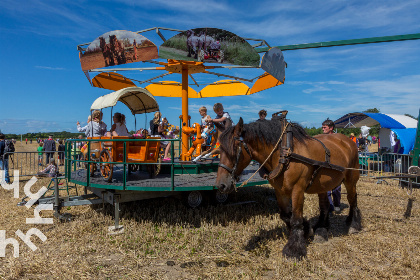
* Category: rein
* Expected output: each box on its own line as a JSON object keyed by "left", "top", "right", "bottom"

{"left": 218, "top": 136, "right": 253, "bottom": 183}
{"left": 219, "top": 122, "right": 291, "bottom": 190}
{"left": 221, "top": 119, "right": 348, "bottom": 192}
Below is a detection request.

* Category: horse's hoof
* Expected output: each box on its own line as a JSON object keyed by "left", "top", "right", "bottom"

{"left": 348, "top": 227, "right": 360, "bottom": 234}
{"left": 282, "top": 245, "right": 306, "bottom": 260}
{"left": 308, "top": 227, "right": 314, "bottom": 237}
{"left": 313, "top": 228, "right": 328, "bottom": 243}
{"left": 282, "top": 229, "right": 307, "bottom": 260}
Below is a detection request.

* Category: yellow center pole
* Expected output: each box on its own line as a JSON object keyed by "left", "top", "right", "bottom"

{"left": 181, "top": 65, "right": 190, "bottom": 161}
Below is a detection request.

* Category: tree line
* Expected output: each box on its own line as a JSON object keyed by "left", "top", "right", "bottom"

{"left": 4, "top": 131, "right": 83, "bottom": 140}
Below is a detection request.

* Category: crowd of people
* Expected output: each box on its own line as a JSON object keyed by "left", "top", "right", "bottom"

{"left": 68, "top": 103, "right": 234, "bottom": 162}
{"left": 1, "top": 106, "right": 394, "bottom": 184}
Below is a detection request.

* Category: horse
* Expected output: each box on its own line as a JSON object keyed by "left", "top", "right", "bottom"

{"left": 99, "top": 36, "right": 114, "bottom": 67}
{"left": 186, "top": 30, "right": 201, "bottom": 59}
{"left": 109, "top": 35, "right": 126, "bottom": 65}
{"left": 215, "top": 117, "right": 361, "bottom": 259}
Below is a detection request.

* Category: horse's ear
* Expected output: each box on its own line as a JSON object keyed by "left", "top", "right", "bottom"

{"left": 234, "top": 117, "right": 243, "bottom": 136}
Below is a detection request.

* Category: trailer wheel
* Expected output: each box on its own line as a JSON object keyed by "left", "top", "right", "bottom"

{"left": 100, "top": 149, "right": 113, "bottom": 182}
{"left": 154, "top": 157, "right": 162, "bottom": 177}
{"left": 148, "top": 157, "right": 162, "bottom": 178}
{"left": 212, "top": 189, "right": 229, "bottom": 204}
{"left": 183, "top": 191, "right": 204, "bottom": 208}
{"left": 89, "top": 162, "right": 96, "bottom": 177}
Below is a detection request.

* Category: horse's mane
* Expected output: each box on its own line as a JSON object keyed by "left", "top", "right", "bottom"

{"left": 219, "top": 118, "right": 311, "bottom": 158}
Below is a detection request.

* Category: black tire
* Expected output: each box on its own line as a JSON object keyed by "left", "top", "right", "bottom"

{"left": 210, "top": 189, "right": 229, "bottom": 205}
{"left": 183, "top": 191, "right": 205, "bottom": 208}
{"left": 148, "top": 157, "right": 162, "bottom": 178}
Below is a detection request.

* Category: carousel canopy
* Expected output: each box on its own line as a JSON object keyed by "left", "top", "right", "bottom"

{"left": 334, "top": 112, "right": 418, "bottom": 129}
{"left": 90, "top": 87, "right": 159, "bottom": 114}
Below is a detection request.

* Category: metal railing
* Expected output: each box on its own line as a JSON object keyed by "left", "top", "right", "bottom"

{"left": 1, "top": 151, "right": 67, "bottom": 178}
{"left": 358, "top": 151, "right": 419, "bottom": 186}
{"left": 65, "top": 138, "right": 180, "bottom": 191}
{"left": 64, "top": 138, "right": 266, "bottom": 192}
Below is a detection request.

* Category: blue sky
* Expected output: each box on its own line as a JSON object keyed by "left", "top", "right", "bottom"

{"left": 1, "top": 0, "right": 419, "bottom": 134}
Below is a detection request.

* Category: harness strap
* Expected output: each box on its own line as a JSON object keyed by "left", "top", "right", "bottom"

{"left": 288, "top": 153, "right": 345, "bottom": 173}
{"left": 267, "top": 147, "right": 291, "bottom": 180}
{"left": 312, "top": 137, "right": 331, "bottom": 163}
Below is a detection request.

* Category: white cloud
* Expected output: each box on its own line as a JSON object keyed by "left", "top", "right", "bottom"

{"left": 35, "top": 66, "right": 65, "bottom": 70}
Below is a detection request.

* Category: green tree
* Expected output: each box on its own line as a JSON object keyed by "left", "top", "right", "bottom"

{"left": 363, "top": 108, "right": 380, "bottom": 113}
{"left": 404, "top": 113, "right": 418, "bottom": 120}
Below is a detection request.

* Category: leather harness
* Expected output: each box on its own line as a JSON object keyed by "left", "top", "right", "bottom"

{"left": 218, "top": 114, "right": 346, "bottom": 191}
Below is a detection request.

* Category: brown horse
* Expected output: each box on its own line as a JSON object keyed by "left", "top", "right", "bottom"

{"left": 215, "top": 117, "right": 361, "bottom": 259}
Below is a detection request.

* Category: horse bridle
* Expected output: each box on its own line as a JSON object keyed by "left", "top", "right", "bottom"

{"left": 218, "top": 136, "right": 252, "bottom": 182}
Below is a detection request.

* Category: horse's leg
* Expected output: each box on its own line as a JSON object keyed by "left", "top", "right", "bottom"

{"left": 313, "top": 192, "right": 330, "bottom": 243}
{"left": 281, "top": 187, "right": 307, "bottom": 259}
{"left": 344, "top": 170, "right": 362, "bottom": 233}
{"left": 273, "top": 186, "right": 291, "bottom": 229}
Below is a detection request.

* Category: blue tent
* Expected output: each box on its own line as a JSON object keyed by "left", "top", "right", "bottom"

{"left": 335, "top": 112, "right": 418, "bottom": 154}
{"left": 335, "top": 112, "right": 417, "bottom": 129}
{"left": 392, "top": 128, "right": 417, "bottom": 154}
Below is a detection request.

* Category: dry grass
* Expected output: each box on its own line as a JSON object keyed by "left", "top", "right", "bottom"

{"left": 0, "top": 142, "right": 419, "bottom": 279}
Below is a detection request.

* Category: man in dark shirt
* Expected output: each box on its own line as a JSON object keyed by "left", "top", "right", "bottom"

{"left": 43, "top": 135, "right": 56, "bottom": 165}
{"left": 0, "top": 133, "right": 10, "bottom": 184}
{"left": 322, "top": 119, "right": 341, "bottom": 212}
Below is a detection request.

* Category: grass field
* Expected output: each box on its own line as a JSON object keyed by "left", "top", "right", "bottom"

{"left": 0, "top": 142, "right": 419, "bottom": 279}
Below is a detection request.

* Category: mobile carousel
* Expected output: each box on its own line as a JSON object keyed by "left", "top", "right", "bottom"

{"left": 40, "top": 27, "right": 289, "bottom": 228}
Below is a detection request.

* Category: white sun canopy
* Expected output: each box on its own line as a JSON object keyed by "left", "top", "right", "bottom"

{"left": 90, "top": 87, "right": 159, "bottom": 114}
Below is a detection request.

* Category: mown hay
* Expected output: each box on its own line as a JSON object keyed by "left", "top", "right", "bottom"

{"left": 0, "top": 142, "right": 418, "bottom": 279}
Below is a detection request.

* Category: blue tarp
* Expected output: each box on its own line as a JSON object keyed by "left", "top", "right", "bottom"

{"left": 392, "top": 128, "right": 417, "bottom": 154}
{"left": 334, "top": 112, "right": 415, "bottom": 129}
{"left": 364, "top": 113, "right": 406, "bottom": 129}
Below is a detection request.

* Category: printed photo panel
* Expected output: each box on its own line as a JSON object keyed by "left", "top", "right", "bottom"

{"left": 159, "top": 28, "right": 260, "bottom": 67}
{"left": 80, "top": 30, "right": 158, "bottom": 71}
{"left": 261, "top": 47, "right": 286, "bottom": 83}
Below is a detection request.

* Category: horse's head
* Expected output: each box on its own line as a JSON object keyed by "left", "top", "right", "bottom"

{"left": 216, "top": 118, "right": 253, "bottom": 194}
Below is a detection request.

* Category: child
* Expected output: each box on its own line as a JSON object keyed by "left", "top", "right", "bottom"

{"left": 57, "top": 140, "right": 65, "bottom": 166}
{"left": 107, "top": 112, "right": 130, "bottom": 136}
{"left": 37, "top": 142, "right": 44, "bottom": 166}
{"left": 198, "top": 106, "right": 215, "bottom": 147}
{"left": 38, "top": 158, "right": 58, "bottom": 177}
{"left": 149, "top": 112, "right": 162, "bottom": 137}
{"left": 199, "top": 106, "right": 210, "bottom": 128}
{"left": 208, "top": 103, "right": 233, "bottom": 127}
{"left": 160, "top": 117, "right": 173, "bottom": 161}
{"left": 77, "top": 115, "right": 91, "bottom": 133}
{"left": 133, "top": 128, "right": 148, "bottom": 138}
{"left": 85, "top": 110, "right": 107, "bottom": 137}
